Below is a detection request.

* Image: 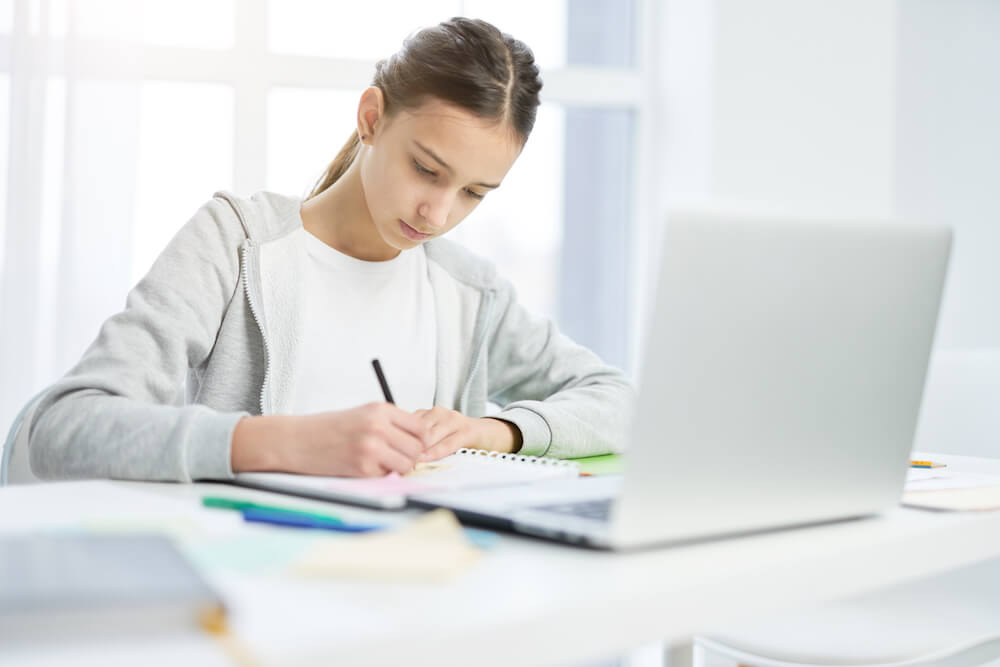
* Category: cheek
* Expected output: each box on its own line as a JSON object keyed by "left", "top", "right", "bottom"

{"left": 361, "top": 154, "right": 402, "bottom": 216}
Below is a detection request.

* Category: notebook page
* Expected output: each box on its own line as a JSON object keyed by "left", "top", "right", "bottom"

{"left": 905, "top": 469, "right": 1000, "bottom": 491}
{"left": 403, "top": 449, "right": 578, "bottom": 491}
{"left": 234, "top": 450, "right": 579, "bottom": 503}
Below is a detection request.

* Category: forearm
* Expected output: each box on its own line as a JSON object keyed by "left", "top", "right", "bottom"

{"left": 231, "top": 415, "right": 297, "bottom": 472}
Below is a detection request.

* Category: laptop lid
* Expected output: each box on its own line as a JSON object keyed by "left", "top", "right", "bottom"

{"left": 609, "top": 211, "right": 951, "bottom": 548}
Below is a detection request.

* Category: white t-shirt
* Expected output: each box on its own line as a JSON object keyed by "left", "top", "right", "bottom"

{"left": 288, "top": 228, "right": 437, "bottom": 415}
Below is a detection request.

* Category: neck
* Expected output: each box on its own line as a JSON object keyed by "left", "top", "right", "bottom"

{"left": 300, "top": 158, "right": 401, "bottom": 262}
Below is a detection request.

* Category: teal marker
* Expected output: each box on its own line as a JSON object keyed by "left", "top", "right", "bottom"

{"left": 202, "top": 495, "right": 345, "bottom": 524}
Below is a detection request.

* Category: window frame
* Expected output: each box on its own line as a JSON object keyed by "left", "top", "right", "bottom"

{"left": 0, "top": 0, "right": 654, "bottom": 374}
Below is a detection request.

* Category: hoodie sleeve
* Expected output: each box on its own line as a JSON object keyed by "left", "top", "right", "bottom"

{"left": 485, "top": 277, "right": 636, "bottom": 459}
{"left": 25, "top": 196, "right": 250, "bottom": 482}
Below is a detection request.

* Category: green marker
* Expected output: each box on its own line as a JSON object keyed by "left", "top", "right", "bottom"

{"left": 201, "top": 495, "right": 345, "bottom": 524}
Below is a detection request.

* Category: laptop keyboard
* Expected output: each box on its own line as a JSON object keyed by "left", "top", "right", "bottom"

{"left": 530, "top": 498, "right": 613, "bottom": 522}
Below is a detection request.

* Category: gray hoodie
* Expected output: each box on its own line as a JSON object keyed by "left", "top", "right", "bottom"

{"left": 26, "top": 191, "right": 634, "bottom": 482}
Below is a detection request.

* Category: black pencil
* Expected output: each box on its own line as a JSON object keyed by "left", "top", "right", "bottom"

{"left": 370, "top": 358, "right": 395, "bottom": 404}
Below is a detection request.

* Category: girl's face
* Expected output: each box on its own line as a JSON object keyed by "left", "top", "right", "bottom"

{"left": 358, "top": 96, "right": 523, "bottom": 251}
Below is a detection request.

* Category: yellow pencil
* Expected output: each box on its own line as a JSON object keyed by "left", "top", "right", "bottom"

{"left": 910, "top": 460, "right": 946, "bottom": 468}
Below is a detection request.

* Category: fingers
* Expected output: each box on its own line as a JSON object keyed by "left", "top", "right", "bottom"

{"left": 385, "top": 405, "right": 433, "bottom": 446}
{"left": 346, "top": 405, "right": 427, "bottom": 476}
{"left": 420, "top": 431, "right": 466, "bottom": 463}
{"left": 375, "top": 443, "right": 418, "bottom": 475}
{"left": 355, "top": 431, "right": 418, "bottom": 476}
{"left": 413, "top": 406, "right": 460, "bottom": 445}
{"left": 358, "top": 405, "right": 470, "bottom": 473}
{"left": 425, "top": 419, "right": 458, "bottom": 449}
{"left": 381, "top": 422, "right": 426, "bottom": 462}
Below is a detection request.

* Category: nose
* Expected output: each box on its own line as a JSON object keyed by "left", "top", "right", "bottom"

{"left": 417, "top": 188, "right": 455, "bottom": 230}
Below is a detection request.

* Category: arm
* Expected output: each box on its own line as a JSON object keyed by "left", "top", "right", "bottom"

{"left": 231, "top": 405, "right": 432, "bottom": 477}
{"left": 485, "top": 279, "right": 636, "bottom": 459}
{"left": 27, "top": 197, "right": 249, "bottom": 482}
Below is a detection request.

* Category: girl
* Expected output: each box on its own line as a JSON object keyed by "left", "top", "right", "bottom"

{"left": 24, "top": 17, "right": 633, "bottom": 482}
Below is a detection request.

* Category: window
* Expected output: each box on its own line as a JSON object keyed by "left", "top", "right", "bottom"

{"left": 133, "top": 82, "right": 233, "bottom": 284}
{"left": 266, "top": 87, "right": 357, "bottom": 199}
{"left": 0, "top": 0, "right": 646, "bottom": 431}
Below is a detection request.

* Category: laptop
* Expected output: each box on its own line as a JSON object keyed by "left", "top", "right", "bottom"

{"left": 409, "top": 210, "right": 953, "bottom": 550}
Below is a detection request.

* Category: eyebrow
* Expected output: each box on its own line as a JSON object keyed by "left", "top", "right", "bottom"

{"left": 413, "top": 141, "right": 501, "bottom": 189}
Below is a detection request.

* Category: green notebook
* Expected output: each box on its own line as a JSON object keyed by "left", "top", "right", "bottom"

{"left": 570, "top": 453, "right": 624, "bottom": 476}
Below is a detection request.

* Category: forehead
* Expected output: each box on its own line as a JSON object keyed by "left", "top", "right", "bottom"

{"left": 386, "top": 98, "right": 523, "bottom": 182}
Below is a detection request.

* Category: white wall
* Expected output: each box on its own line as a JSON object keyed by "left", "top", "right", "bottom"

{"left": 896, "top": 0, "right": 1000, "bottom": 350}
{"left": 652, "top": 0, "right": 1000, "bottom": 457}
{"left": 712, "top": 0, "right": 897, "bottom": 217}
{"left": 896, "top": 0, "right": 1000, "bottom": 457}
{"left": 654, "top": 0, "right": 897, "bottom": 214}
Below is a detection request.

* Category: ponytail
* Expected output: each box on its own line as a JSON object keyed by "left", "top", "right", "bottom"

{"left": 307, "top": 132, "right": 361, "bottom": 200}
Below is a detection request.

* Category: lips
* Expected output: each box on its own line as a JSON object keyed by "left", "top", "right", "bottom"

{"left": 398, "top": 219, "right": 431, "bottom": 241}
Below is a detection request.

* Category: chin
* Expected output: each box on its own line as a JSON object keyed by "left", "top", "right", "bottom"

{"left": 392, "top": 219, "right": 436, "bottom": 246}
{"left": 377, "top": 226, "right": 418, "bottom": 251}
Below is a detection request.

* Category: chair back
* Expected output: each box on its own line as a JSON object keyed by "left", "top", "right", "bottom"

{"left": 1, "top": 391, "right": 46, "bottom": 485}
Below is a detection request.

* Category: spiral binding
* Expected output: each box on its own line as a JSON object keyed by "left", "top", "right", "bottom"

{"left": 454, "top": 448, "right": 579, "bottom": 470}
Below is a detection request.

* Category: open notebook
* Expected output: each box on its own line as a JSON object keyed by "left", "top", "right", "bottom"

{"left": 231, "top": 448, "right": 581, "bottom": 509}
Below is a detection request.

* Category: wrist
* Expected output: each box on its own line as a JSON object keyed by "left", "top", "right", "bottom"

{"left": 482, "top": 417, "right": 523, "bottom": 454}
{"left": 231, "top": 415, "right": 296, "bottom": 473}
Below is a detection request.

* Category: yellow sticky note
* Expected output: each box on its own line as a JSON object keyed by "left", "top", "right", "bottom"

{"left": 293, "top": 509, "right": 483, "bottom": 582}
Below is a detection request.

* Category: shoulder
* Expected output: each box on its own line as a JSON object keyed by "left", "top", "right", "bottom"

{"left": 211, "top": 190, "right": 303, "bottom": 242}
{"left": 423, "top": 237, "right": 508, "bottom": 293}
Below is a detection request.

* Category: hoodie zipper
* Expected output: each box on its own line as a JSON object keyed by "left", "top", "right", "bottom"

{"left": 241, "top": 241, "right": 271, "bottom": 415}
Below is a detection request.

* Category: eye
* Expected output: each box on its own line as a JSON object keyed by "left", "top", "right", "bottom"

{"left": 464, "top": 188, "right": 485, "bottom": 200}
{"left": 413, "top": 159, "right": 435, "bottom": 177}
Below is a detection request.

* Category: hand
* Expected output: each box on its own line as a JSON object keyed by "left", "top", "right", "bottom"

{"left": 232, "top": 403, "right": 431, "bottom": 477}
{"left": 413, "top": 407, "right": 522, "bottom": 463}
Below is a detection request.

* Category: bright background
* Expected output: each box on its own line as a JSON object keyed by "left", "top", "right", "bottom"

{"left": 1, "top": 0, "right": 999, "bottom": 461}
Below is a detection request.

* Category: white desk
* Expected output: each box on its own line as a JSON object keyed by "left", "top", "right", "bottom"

{"left": 2, "top": 452, "right": 999, "bottom": 667}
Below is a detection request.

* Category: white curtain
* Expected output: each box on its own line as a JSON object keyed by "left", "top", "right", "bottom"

{"left": 0, "top": 0, "right": 143, "bottom": 434}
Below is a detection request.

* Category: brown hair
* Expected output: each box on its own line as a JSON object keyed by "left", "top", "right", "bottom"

{"left": 307, "top": 17, "right": 543, "bottom": 199}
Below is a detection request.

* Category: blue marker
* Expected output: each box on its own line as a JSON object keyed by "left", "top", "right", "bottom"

{"left": 241, "top": 507, "right": 382, "bottom": 533}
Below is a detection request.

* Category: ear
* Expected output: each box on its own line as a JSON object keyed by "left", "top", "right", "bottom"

{"left": 357, "top": 87, "right": 385, "bottom": 145}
